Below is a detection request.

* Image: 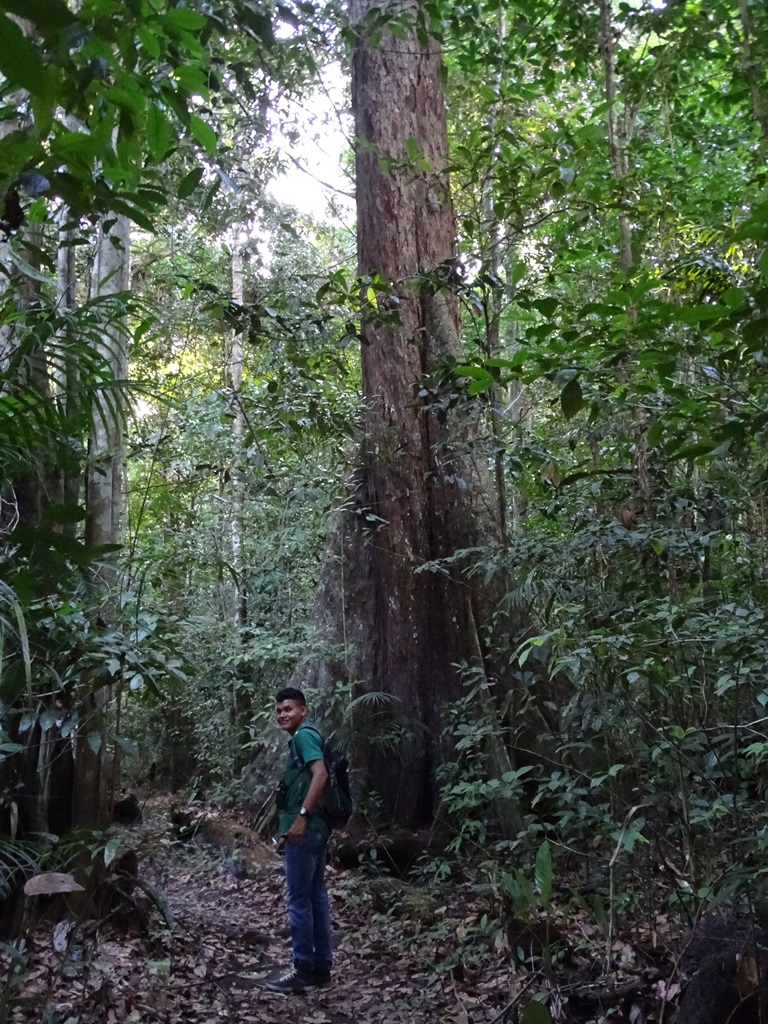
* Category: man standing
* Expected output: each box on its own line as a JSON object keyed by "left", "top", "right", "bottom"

{"left": 265, "top": 687, "right": 333, "bottom": 994}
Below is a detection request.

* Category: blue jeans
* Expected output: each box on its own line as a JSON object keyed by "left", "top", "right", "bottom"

{"left": 284, "top": 829, "right": 332, "bottom": 974}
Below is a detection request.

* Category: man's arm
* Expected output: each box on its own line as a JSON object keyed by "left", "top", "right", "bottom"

{"left": 284, "top": 759, "right": 328, "bottom": 842}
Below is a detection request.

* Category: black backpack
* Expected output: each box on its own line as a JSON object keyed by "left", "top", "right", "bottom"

{"left": 289, "top": 727, "right": 353, "bottom": 830}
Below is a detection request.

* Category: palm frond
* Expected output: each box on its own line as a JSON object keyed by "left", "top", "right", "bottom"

{"left": 342, "top": 690, "right": 400, "bottom": 724}
{"left": 0, "top": 839, "right": 43, "bottom": 900}
{"left": 0, "top": 581, "right": 31, "bottom": 701}
{"left": 0, "top": 291, "right": 152, "bottom": 481}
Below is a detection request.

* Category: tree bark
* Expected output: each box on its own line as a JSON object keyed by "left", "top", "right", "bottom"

{"left": 229, "top": 246, "right": 247, "bottom": 632}
{"left": 84, "top": 214, "right": 130, "bottom": 551}
{"left": 53, "top": 206, "right": 80, "bottom": 531}
{"left": 287, "top": 0, "right": 507, "bottom": 828}
{"left": 599, "top": 0, "right": 634, "bottom": 272}
{"left": 75, "top": 213, "right": 131, "bottom": 830}
{"left": 229, "top": 243, "right": 251, "bottom": 763}
{"left": 739, "top": 0, "right": 768, "bottom": 147}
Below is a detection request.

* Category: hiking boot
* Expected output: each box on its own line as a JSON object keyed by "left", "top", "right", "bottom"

{"left": 313, "top": 967, "right": 332, "bottom": 987}
{"left": 263, "top": 966, "right": 317, "bottom": 993}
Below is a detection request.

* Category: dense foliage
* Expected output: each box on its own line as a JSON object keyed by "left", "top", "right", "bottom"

{"left": 1, "top": 0, "right": 768, "bottom": 949}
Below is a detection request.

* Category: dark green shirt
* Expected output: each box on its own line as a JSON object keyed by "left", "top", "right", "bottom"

{"left": 277, "top": 723, "right": 328, "bottom": 836}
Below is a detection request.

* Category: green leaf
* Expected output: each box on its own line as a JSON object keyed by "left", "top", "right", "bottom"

{"left": 510, "top": 260, "right": 527, "bottom": 285}
{"left": 533, "top": 297, "right": 559, "bottom": 317}
{"left": 7, "top": 249, "right": 53, "bottom": 285}
{"left": 679, "top": 303, "right": 726, "bottom": 324}
{"left": 670, "top": 439, "right": 718, "bottom": 460}
{"left": 534, "top": 840, "right": 553, "bottom": 906}
{"left": 502, "top": 869, "right": 534, "bottom": 918}
{"left": 560, "top": 377, "right": 583, "bottom": 419}
{"left": 174, "top": 64, "right": 209, "bottom": 95}
{"left": 39, "top": 710, "right": 57, "bottom": 731}
{"left": 137, "top": 25, "right": 161, "bottom": 58}
{"left": 162, "top": 8, "right": 208, "bottom": 30}
{"left": 189, "top": 115, "right": 217, "bottom": 156}
{"left": 146, "top": 103, "right": 172, "bottom": 163}
{"left": 0, "top": 14, "right": 46, "bottom": 93}
{"left": 87, "top": 731, "right": 103, "bottom": 755}
{"left": 0, "top": 742, "right": 24, "bottom": 753}
{"left": 646, "top": 419, "right": 663, "bottom": 447}
{"left": 104, "top": 838, "right": 122, "bottom": 868}
{"left": 520, "top": 1000, "right": 553, "bottom": 1024}
{"left": 115, "top": 735, "right": 139, "bottom": 757}
{"left": 178, "top": 167, "right": 204, "bottom": 199}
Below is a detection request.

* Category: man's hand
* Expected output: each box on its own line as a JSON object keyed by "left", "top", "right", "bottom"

{"left": 284, "top": 815, "right": 307, "bottom": 843}
{"left": 282, "top": 759, "right": 327, "bottom": 845}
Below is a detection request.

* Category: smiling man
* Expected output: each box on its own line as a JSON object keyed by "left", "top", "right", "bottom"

{"left": 265, "top": 687, "right": 332, "bottom": 994}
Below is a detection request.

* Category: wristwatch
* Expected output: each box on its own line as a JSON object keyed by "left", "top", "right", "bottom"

{"left": 299, "top": 806, "right": 308, "bottom": 817}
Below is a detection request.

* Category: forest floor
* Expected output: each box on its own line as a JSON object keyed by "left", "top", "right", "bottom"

{"left": 1, "top": 800, "right": 690, "bottom": 1024}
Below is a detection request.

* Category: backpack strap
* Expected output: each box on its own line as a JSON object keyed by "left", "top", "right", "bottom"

{"left": 289, "top": 725, "right": 324, "bottom": 768}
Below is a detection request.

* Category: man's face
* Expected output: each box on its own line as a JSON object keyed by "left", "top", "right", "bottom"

{"left": 275, "top": 699, "right": 307, "bottom": 735}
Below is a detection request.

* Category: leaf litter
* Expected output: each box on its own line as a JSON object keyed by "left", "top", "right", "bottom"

{"left": 0, "top": 800, "right": 681, "bottom": 1024}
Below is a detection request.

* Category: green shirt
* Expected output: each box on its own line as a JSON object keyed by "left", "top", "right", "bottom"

{"left": 277, "top": 723, "right": 328, "bottom": 836}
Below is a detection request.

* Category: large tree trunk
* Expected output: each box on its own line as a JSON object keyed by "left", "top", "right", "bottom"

{"left": 288, "top": 0, "right": 510, "bottom": 829}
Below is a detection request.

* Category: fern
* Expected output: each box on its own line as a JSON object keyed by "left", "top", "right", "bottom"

{"left": 0, "top": 840, "right": 43, "bottom": 901}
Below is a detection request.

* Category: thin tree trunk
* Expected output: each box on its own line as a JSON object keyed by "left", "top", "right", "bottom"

{"left": 54, "top": 206, "right": 80, "bottom": 532}
{"left": 484, "top": 9, "right": 510, "bottom": 543}
{"left": 600, "top": 0, "right": 634, "bottom": 272}
{"left": 84, "top": 214, "right": 130, "bottom": 550}
{"left": 229, "top": 244, "right": 251, "bottom": 763}
{"left": 75, "top": 213, "right": 130, "bottom": 830}
{"left": 230, "top": 246, "right": 247, "bottom": 631}
{"left": 739, "top": 0, "right": 768, "bottom": 146}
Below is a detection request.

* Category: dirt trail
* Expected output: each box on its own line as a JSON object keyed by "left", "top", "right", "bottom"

{"left": 2, "top": 804, "right": 515, "bottom": 1024}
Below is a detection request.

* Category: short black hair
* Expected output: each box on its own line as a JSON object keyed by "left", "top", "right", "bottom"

{"left": 275, "top": 687, "right": 306, "bottom": 705}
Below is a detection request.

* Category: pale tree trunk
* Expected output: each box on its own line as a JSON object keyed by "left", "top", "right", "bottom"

{"left": 84, "top": 214, "right": 130, "bottom": 550}
{"left": 483, "top": 21, "right": 509, "bottom": 544}
{"left": 738, "top": 0, "right": 768, "bottom": 146}
{"left": 54, "top": 206, "right": 80, "bottom": 530}
{"left": 599, "top": 0, "right": 634, "bottom": 272}
{"left": 229, "top": 246, "right": 247, "bottom": 631}
{"left": 75, "top": 213, "right": 131, "bottom": 830}
{"left": 481, "top": 8, "right": 531, "bottom": 543}
{"left": 599, "top": 1, "right": 658, "bottom": 531}
{"left": 229, "top": 245, "right": 251, "bottom": 762}
{"left": 284, "top": 0, "right": 520, "bottom": 833}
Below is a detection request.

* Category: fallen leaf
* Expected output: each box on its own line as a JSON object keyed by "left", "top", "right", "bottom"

{"left": 655, "top": 980, "right": 681, "bottom": 1003}
{"left": 24, "top": 873, "right": 84, "bottom": 896}
{"left": 629, "top": 1003, "right": 646, "bottom": 1024}
{"left": 53, "top": 920, "right": 73, "bottom": 952}
{"left": 736, "top": 954, "right": 760, "bottom": 997}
